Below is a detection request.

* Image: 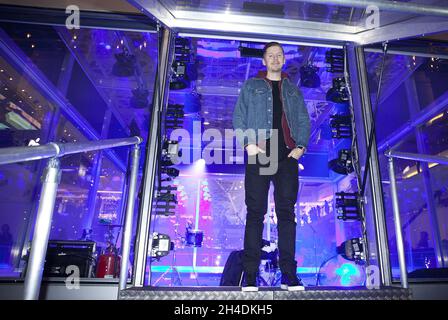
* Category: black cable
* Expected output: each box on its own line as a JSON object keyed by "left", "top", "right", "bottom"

{"left": 360, "top": 42, "right": 388, "bottom": 198}
{"left": 316, "top": 254, "right": 338, "bottom": 287}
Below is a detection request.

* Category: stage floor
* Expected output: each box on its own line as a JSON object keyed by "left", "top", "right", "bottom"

{"left": 119, "top": 286, "right": 412, "bottom": 300}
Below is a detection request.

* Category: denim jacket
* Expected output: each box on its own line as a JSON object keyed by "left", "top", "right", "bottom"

{"left": 232, "top": 74, "right": 310, "bottom": 150}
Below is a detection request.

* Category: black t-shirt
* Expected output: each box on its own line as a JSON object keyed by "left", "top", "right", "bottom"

{"left": 266, "top": 80, "right": 289, "bottom": 161}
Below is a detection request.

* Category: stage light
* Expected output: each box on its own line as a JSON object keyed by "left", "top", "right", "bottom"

{"left": 326, "top": 77, "right": 349, "bottom": 103}
{"left": 335, "top": 263, "right": 362, "bottom": 286}
{"left": 162, "top": 139, "right": 180, "bottom": 159}
{"left": 300, "top": 64, "right": 320, "bottom": 88}
{"left": 155, "top": 185, "right": 178, "bottom": 216}
{"left": 174, "top": 37, "right": 191, "bottom": 62}
{"left": 149, "top": 232, "right": 174, "bottom": 259}
{"left": 112, "top": 49, "right": 136, "bottom": 77}
{"left": 170, "top": 61, "right": 189, "bottom": 90}
{"left": 330, "top": 114, "right": 352, "bottom": 139}
{"left": 335, "top": 192, "right": 362, "bottom": 221}
{"left": 161, "top": 167, "right": 179, "bottom": 178}
{"left": 170, "top": 37, "right": 192, "bottom": 90}
{"left": 165, "top": 104, "right": 185, "bottom": 133}
{"left": 328, "top": 149, "right": 353, "bottom": 175}
{"left": 325, "top": 48, "right": 344, "bottom": 73}
{"left": 156, "top": 192, "right": 177, "bottom": 203}
{"left": 130, "top": 87, "right": 149, "bottom": 109}
{"left": 238, "top": 45, "right": 263, "bottom": 58}
{"left": 160, "top": 158, "right": 175, "bottom": 167}
{"left": 336, "top": 238, "right": 365, "bottom": 265}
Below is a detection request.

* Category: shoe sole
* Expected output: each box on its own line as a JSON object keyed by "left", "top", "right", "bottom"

{"left": 281, "top": 284, "right": 305, "bottom": 291}
{"left": 241, "top": 286, "right": 258, "bottom": 292}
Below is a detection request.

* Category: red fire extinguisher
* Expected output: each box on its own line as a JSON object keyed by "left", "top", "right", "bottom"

{"left": 96, "top": 244, "right": 121, "bottom": 278}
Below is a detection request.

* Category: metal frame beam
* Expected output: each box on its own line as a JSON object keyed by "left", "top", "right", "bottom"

{"left": 358, "top": 16, "right": 448, "bottom": 45}
{"left": 129, "top": 0, "right": 448, "bottom": 47}
{"left": 129, "top": 0, "right": 358, "bottom": 44}
{"left": 0, "top": 4, "right": 158, "bottom": 32}
{"left": 378, "top": 89, "right": 448, "bottom": 153}
{"left": 132, "top": 26, "right": 173, "bottom": 287}
{"left": 346, "top": 44, "right": 392, "bottom": 286}
{"left": 295, "top": 0, "right": 448, "bottom": 17}
{"left": 404, "top": 78, "right": 446, "bottom": 268}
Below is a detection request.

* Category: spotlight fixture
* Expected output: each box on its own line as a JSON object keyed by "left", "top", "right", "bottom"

{"left": 326, "top": 77, "right": 349, "bottom": 103}
{"left": 337, "top": 238, "right": 365, "bottom": 264}
{"left": 335, "top": 192, "right": 362, "bottom": 221}
{"left": 154, "top": 191, "right": 177, "bottom": 216}
{"left": 328, "top": 149, "right": 354, "bottom": 175}
{"left": 170, "top": 37, "right": 192, "bottom": 90}
{"left": 170, "top": 61, "right": 189, "bottom": 90}
{"left": 161, "top": 167, "right": 180, "bottom": 178}
{"left": 174, "top": 37, "right": 191, "bottom": 63}
{"left": 161, "top": 139, "right": 181, "bottom": 162}
{"left": 154, "top": 185, "right": 178, "bottom": 216}
{"left": 149, "top": 232, "right": 174, "bottom": 259}
{"left": 330, "top": 114, "right": 352, "bottom": 138}
{"left": 112, "top": 49, "right": 136, "bottom": 77}
{"left": 156, "top": 191, "right": 177, "bottom": 203}
{"left": 165, "top": 104, "right": 185, "bottom": 132}
{"left": 300, "top": 64, "right": 320, "bottom": 88}
{"left": 160, "top": 139, "right": 181, "bottom": 170}
{"left": 238, "top": 45, "right": 263, "bottom": 58}
{"left": 325, "top": 49, "right": 344, "bottom": 73}
{"left": 130, "top": 87, "right": 149, "bottom": 109}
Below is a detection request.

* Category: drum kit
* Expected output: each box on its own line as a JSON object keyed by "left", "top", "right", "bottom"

{"left": 152, "top": 220, "right": 204, "bottom": 286}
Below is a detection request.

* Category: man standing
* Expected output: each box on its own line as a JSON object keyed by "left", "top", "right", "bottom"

{"left": 233, "top": 42, "right": 310, "bottom": 291}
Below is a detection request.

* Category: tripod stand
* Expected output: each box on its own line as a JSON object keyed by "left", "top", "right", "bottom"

{"left": 152, "top": 222, "right": 182, "bottom": 286}
{"left": 152, "top": 246, "right": 182, "bottom": 286}
{"left": 152, "top": 221, "right": 201, "bottom": 286}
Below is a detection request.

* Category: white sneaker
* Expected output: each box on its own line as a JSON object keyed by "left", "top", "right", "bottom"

{"left": 241, "top": 285, "right": 259, "bottom": 292}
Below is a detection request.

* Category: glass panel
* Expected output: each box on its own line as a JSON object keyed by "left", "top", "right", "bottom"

{"left": 366, "top": 48, "right": 448, "bottom": 280}
{"left": 90, "top": 155, "right": 126, "bottom": 260}
{"left": 0, "top": 20, "right": 158, "bottom": 279}
{"left": 166, "top": 0, "right": 436, "bottom": 27}
{"left": 50, "top": 115, "right": 95, "bottom": 242}
{"left": 148, "top": 37, "right": 366, "bottom": 287}
{"left": 0, "top": 22, "right": 68, "bottom": 87}
{"left": 0, "top": 52, "right": 55, "bottom": 277}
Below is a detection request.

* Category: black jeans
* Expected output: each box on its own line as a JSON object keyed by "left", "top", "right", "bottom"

{"left": 243, "top": 154, "right": 299, "bottom": 275}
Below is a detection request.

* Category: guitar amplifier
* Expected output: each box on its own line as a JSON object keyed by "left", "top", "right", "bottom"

{"left": 43, "top": 240, "right": 96, "bottom": 278}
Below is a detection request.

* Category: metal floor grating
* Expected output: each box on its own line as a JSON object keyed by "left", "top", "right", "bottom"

{"left": 119, "top": 286, "right": 412, "bottom": 300}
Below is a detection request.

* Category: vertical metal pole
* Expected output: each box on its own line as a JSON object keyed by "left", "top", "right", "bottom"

{"left": 133, "top": 26, "right": 173, "bottom": 287}
{"left": 387, "top": 156, "right": 409, "bottom": 288}
{"left": 119, "top": 143, "right": 141, "bottom": 291}
{"left": 23, "top": 158, "right": 61, "bottom": 300}
{"left": 347, "top": 44, "right": 392, "bottom": 285}
{"left": 405, "top": 78, "right": 446, "bottom": 268}
{"left": 83, "top": 110, "right": 112, "bottom": 231}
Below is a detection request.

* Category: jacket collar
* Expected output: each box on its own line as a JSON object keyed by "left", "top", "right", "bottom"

{"left": 256, "top": 70, "right": 289, "bottom": 80}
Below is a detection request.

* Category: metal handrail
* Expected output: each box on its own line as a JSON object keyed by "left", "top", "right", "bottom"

{"left": 385, "top": 150, "right": 448, "bottom": 165}
{"left": 385, "top": 149, "right": 448, "bottom": 289}
{"left": 0, "top": 136, "right": 143, "bottom": 300}
{"left": 0, "top": 136, "right": 142, "bottom": 165}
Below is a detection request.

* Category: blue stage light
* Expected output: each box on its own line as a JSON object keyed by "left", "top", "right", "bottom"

{"left": 335, "top": 263, "right": 361, "bottom": 286}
